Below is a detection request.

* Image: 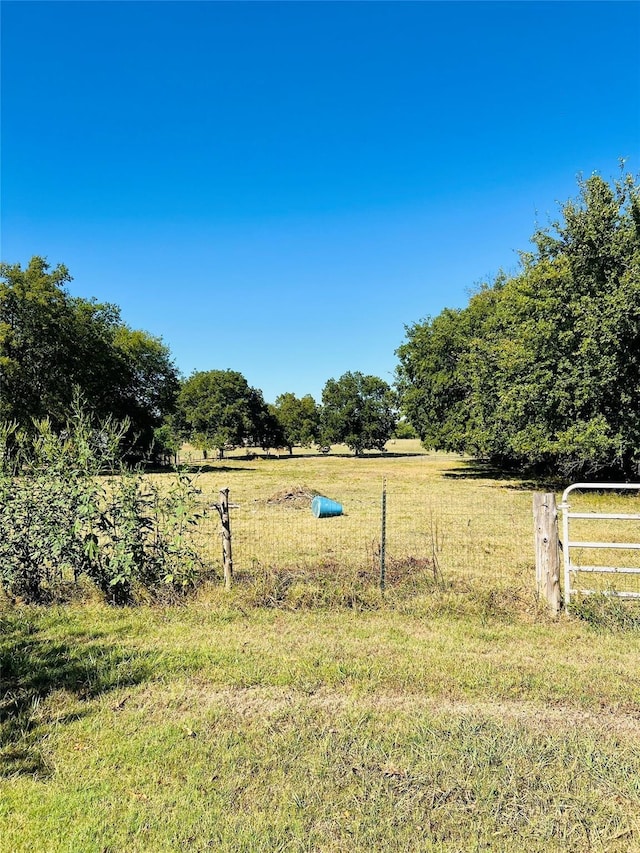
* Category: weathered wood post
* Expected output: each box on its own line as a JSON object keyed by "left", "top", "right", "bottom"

{"left": 219, "top": 488, "right": 233, "bottom": 590}
{"left": 533, "top": 492, "right": 561, "bottom": 615}
{"left": 379, "top": 477, "right": 387, "bottom": 591}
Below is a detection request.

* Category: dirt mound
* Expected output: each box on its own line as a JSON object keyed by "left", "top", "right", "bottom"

{"left": 266, "top": 485, "right": 321, "bottom": 507}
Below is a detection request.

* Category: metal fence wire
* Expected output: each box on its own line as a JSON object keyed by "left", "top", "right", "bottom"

{"left": 194, "top": 480, "right": 535, "bottom": 595}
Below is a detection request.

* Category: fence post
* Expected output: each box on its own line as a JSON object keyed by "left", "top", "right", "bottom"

{"left": 533, "top": 492, "right": 561, "bottom": 615}
{"left": 379, "top": 478, "right": 387, "bottom": 591}
{"left": 219, "top": 488, "right": 233, "bottom": 589}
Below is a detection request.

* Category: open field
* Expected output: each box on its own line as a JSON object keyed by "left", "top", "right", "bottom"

{"left": 2, "top": 447, "right": 640, "bottom": 851}
{"left": 179, "top": 440, "right": 640, "bottom": 602}
{"left": 179, "top": 441, "right": 537, "bottom": 596}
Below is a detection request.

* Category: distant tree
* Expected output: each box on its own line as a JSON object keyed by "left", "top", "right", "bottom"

{"left": 321, "top": 371, "right": 397, "bottom": 455}
{"left": 393, "top": 419, "right": 417, "bottom": 439}
{"left": 177, "top": 369, "right": 269, "bottom": 458}
{"left": 271, "top": 392, "right": 320, "bottom": 454}
{"left": 152, "top": 422, "right": 181, "bottom": 466}
{"left": 0, "top": 256, "right": 179, "bottom": 456}
{"left": 396, "top": 170, "right": 640, "bottom": 477}
{"left": 111, "top": 326, "right": 180, "bottom": 449}
{"left": 255, "top": 405, "right": 285, "bottom": 454}
{"left": 191, "top": 431, "right": 214, "bottom": 461}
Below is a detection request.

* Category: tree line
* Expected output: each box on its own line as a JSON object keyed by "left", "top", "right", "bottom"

{"left": 0, "top": 257, "right": 400, "bottom": 459}
{"left": 396, "top": 170, "right": 640, "bottom": 478}
{"left": 2, "top": 168, "right": 638, "bottom": 475}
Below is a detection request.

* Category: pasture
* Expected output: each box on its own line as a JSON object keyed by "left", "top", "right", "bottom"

{"left": 2, "top": 445, "right": 640, "bottom": 852}
{"left": 181, "top": 440, "right": 537, "bottom": 601}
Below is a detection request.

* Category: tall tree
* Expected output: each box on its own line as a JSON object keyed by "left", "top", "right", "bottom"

{"left": 321, "top": 371, "right": 397, "bottom": 455}
{"left": 0, "top": 256, "right": 179, "bottom": 455}
{"left": 271, "top": 392, "right": 320, "bottom": 454}
{"left": 1, "top": 256, "right": 111, "bottom": 424}
{"left": 396, "top": 170, "right": 640, "bottom": 477}
{"left": 177, "top": 369, "right": 269, "bottom": 457}
{"left": 111, "top": 325, "right": 180, "bottom": 451}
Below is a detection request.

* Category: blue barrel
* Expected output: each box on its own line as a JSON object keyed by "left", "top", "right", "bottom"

{"left": 311, "top": 496, "right": 343, "bottom": 518}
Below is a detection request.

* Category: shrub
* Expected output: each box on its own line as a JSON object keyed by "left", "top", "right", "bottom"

{"left": 0, "top": 402, "right": 209, "bottom": 604}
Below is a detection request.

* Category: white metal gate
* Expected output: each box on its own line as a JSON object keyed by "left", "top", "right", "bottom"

{"left": 560, "top": 483, "right": 640, "bottom": 605}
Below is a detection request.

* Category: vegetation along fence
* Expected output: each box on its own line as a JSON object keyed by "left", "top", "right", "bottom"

{"left": 201, "top": 477, "right": 640, "bottom": 611}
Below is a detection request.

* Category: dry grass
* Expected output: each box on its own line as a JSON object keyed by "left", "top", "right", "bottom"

{"left": 179, "top": 443, "right": 538, "bottom": 604}
{"left": 170, "top": 442, "right": 640, "bottom": 605}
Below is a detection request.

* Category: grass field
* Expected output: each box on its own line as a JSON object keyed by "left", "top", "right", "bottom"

{"left": 179, "top": 441, "right": 539, "bottom": 599}
{"left": 181, "top": 440, "right": 640, "bottom": 602}
{"left": 2, "top": 447, "right": 640, "bottom": 851}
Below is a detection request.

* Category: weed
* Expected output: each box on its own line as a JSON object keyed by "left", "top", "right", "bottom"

{"left": 569, "top": 594, "right": 640, "bottom": 631}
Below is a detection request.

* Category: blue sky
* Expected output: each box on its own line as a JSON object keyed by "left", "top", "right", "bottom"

{"left": 2, "top": 1, "right": 639, "bottom": 403}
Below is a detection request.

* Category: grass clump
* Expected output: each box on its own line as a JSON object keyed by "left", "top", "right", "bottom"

{"left": 569, "top": 594, "right": 640, "bottom": 631}
{"left": 226, "top": 554, "right": 442, "bottom": 612}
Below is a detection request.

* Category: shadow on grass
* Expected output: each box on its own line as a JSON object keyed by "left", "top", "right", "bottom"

{"left": 175, "top": 463, "right": 259, "bottom": 474}
{"left": 442, "top": 459, "right": 563, "bottom": 492}
{"left": 0, "top": 611, "right": 155, "bottom": 777}
{"left": 313, "top": 448, "right": 428, "bottom": 459}
{"left": 174, "top": 450, "right": 429, "bottom": 468}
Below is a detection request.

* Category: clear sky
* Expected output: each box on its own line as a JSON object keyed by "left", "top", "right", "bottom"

{"left": 2, "top": 1, "right": 639, "bottom": 403}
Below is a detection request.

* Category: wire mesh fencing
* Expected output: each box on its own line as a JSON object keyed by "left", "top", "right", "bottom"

{"left": 194, "top": 479, "right": 536, "bottom": 598}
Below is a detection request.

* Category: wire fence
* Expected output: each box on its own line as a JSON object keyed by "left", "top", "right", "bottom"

{"left": 194, "top": 480, "right": 536, "bottom": 596}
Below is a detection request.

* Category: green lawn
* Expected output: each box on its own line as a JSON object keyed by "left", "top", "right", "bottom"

{"left": 2, "top": 448, "right": 640, "bottom": 851}
{"left": 2, "top": 603, "right": 640, "bottom": 852}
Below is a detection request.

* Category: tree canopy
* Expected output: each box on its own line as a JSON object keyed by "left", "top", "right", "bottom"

{"left": 271, "top": 392, "right": 320, "bottom": 453}
{"left": 396, "top": 171, "right": 640, "bottom": 478}
{"left": 321, "top": 371, "right": 397, "bottom": 455}
{"left": 0, "top": 256, "right": 179, "bottom": 456}
{"left": 177, "top": 369, "right": 270, "bottom": 457}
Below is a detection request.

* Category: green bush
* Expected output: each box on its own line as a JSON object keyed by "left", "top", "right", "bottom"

{"left": 0, "top": 402, "right": 210, "bottom": 604}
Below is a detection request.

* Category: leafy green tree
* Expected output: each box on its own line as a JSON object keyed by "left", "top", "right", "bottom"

{"left": 110, "top": 325, "right": 180, "bottom": 455}
{"left": 1, "top": 257, "right": 118, "bottom": 425}
{"left": 396, "top": 303, "right": 484, "bottom": 455}
{"left": 393, "top": 419, "right": 417, "bottom": 439}
{"left": 396, "top": 170, "right": 640, "bottom": 478}
{"left": 152, "top": 422, "right": 181, "bottom": 466}
{"left": 271, "top": 392, "right": 320, "bottom": 454}
{"left": 257, "top": 405, "right": 285, "bottom": 454}
{"left": 177, "top": 369, "right": 269, "bottom": 458}
{"left": 0, "top": 256, "right": 179, "bottom": 457}
{"left": 321, "top": 371, "right": 397, "bottom": 455}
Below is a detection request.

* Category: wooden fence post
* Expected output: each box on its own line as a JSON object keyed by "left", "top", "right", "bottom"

{"left": 219, "top": 488, "right": 233, "bottom": 590}
{"left": 533, "top": 492, "right": 561, "bottom": 615}
{"left": 379, "top": 478, "right": 387, "bottom": 591}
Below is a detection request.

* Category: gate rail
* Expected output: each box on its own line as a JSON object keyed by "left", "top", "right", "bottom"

{"left": 560, "top": 483, "right": 640, "bottom": 605}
